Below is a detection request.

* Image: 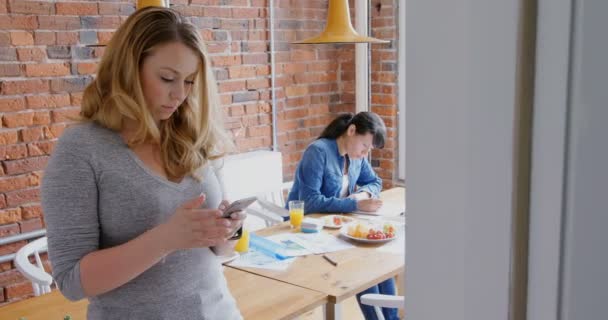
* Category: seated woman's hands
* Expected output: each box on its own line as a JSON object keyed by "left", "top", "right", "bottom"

{"left": 356, "top": 198, "right": 383, "bottom": 213}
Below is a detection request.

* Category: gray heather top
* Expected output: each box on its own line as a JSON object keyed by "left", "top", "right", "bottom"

{"left": 41, "top": 122, "right": 242, "bottom": 320}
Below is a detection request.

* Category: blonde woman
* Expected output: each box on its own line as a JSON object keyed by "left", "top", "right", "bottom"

{"left": 41, "top": 8, "right": 244, "bottom": 319}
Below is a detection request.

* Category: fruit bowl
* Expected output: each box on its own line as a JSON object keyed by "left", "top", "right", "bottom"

{"left": 339, "top": 221, "right": 398, "bottom": 243}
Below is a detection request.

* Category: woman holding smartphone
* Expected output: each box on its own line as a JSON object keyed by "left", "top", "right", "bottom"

{"left": 41, "top": 8, "right": 244, "bottom": 319}
{"left": 286, "top": 111, "right": 398, "bottom": 320}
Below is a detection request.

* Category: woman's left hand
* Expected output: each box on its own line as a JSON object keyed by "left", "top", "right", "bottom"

{"left": 218, "top": 200, "right": 247, "bottom": 238}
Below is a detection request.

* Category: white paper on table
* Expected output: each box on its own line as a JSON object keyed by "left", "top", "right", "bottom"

{"left": 352, "top": 199, "right": 405, "bottom": 217}
{"left": 228, "top": 248, "right": 296, "bottom": 271}
{"left": 284, "top": 232, "right": 355, "bottom": 255}
{"left": 265, "top": 233, "right": 313, "bottom": 256}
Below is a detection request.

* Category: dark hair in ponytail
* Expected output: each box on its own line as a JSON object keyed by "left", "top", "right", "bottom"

{"left": 318, "top": 112, "right": 387, "bottom": 149}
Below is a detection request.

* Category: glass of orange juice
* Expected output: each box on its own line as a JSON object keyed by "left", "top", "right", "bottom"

{"left": 234, "top": 229, "right": 249, "bottom": 253}
{"left": 288, "top": 200, "right": 304, "bottom": 229}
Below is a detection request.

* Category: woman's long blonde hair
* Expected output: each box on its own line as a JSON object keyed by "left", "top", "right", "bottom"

{"left": 81, "top": 7, "right": 232, "bottom": 181}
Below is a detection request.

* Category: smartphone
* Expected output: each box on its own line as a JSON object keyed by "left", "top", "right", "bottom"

{"left": 222, "top": 196, "right": 257, "bottom": 218}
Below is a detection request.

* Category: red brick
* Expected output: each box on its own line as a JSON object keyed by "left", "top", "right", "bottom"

{"left": 32, "top": 111, "right": 50, "bottom": 126}
{"left": 1, "top": 112, "right": 34, "bottom": 128}
{"left": 232, "top": 8, "right": 259, "bottom": 18}
{"left": 246, "top": 78, "right": 269, "bottom": 90}
{"left": 212, "top": 55, "right": 242, "bottom": 67}
{"left": 242, "top": 53, "right": 268, "bottom": 64}
{"left": 191, "top": 0, "right": 221, "bottom": 4}
{"left": 70, "top": 93, "right": 83, "bottom": 106}
{"left": 0, "top": 174, "right": 31, "bottom": 192}
{"left": 9, "top": 31, "right": 34, "bottom": 46}
{"left": 0, "top": 131, "right": 18, "bottom": 146}
{"left": 16, "top": 48, "right": 45, "bottom": 62}
{"left": 25, "top": 63, "right": 70, "bottom": 77}
{"left": 9, "top": 0, "right": 54, "bottom": 15}
{"left": 0, "top": 0, "right": 6, "bottom": 13}
{"left": 0, "top": 97, "right": 25, "bottom": 112}
{"left": 21, "top": 204, "right": 42, "bottom": 220}
{"left": 50, "top": 77, "right": 91, "bottom": 93}
{"left": 0, "top": 194, "right": 6, "bottom": 209}
{"left": 0, "top": 269, "right": 27, "bottom": 288}
{"left": 2, "top": 156, "right": 48, "bottom": 175}
{"left": 51, "top": 108, "right": 79, "bottom": 122}
{"left": 26, "top": 94, "right": 71, "bottom": 110}
{"left": 55, "top": 2, "right": 97, "bottom": 15}
{"left": 56, "top": 32, "right": 79, "bottom": 45}
{"left": 0, "top": 144, "right": 27, "bottom": 160}
{"left": 43, "top": 124, "right": 66, "bottom": 139}
{"left": 19, "top": 217, "right": 43, "bottom": 233}
{"left": 228, "top": 65, "right": 257, "bottom": 79}
{"left": 33, "top": 31, "right": 56, "bottom": 45}
{"left": 37, "top": 15, "right": 80, "bottom": 30}
{"left": 228, "top": 105, "right": 245, "bottom": 117}
{"left": 98, "top": 3, "right": 134, "bottom": 15}
{"left": 219, "top": 80, "right": 246, "bottom": 93}
{"left": 27, "top": 141, "right": 55, "bottom": 156}
{"left": 0, "top": 64, "right": 21, "bottom": 77}
{"left": 0, "top": 16, "right": 38, "bottom": 30}
{"left": 0, "top": 223, "right": 19, "bottom": 238}
{"left": 0, "top": 208, "right": 21, "bottom": 224}
{"left": 285, "top": 86, "right": 308, "bottom": 97}
{"left": 20, "top": 127, "right": 44, "bottom": 142}
{"left": 97, "top": 31, "right": 114, "bottom": 45}
{"left": 76, "top": 62, "right": 97, "bottom": 75}
{"left": 4, "top": 281, "right": 34, "bottom": 300}
{"left": 204, "top": 7, "right": 231, "bottom": 18}
{"left": 247, "top": 126, "right": 271, "bottom": 137}
{"left": 5, "top": 188, "right": 40, "bottom": 207}
{"left": 1, "top": 79, "right": 49, "bottom": 95}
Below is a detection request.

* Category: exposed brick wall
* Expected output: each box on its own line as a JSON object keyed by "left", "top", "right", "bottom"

{"left": 0, "top": 0, "right": 399, "bottom": 304}
{"left": 370, "top": 0, "right": 400, "bottom": 188}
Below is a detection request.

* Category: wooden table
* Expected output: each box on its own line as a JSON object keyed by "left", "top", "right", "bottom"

{"left": 230, "top": 187, "right": 406, "bottom": 320}
{"left": 225, "top": 267, "right": 327, "bottom": 320}
{"left": 0, "top": 268, "right": 327, "bottom": 320}
{"left": 0, "top": 290, "right": 87, "bottom": 320}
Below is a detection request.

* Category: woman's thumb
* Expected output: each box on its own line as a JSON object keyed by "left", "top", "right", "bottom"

{"left": 182, "top": 194, "right": 206, "bottom": 209}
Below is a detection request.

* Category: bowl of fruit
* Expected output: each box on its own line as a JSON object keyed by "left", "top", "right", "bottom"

{"left": 340, "top": 221, "right": 398, "bottom": 243}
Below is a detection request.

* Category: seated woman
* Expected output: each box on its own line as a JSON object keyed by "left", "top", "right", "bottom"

{"left": 286, "top": 111, "right": 398, "bottom": 320}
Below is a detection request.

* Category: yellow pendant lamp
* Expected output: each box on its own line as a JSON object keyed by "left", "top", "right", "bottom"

{"left": 136, "top": 0, "right": 169, "bottom": 10}
{"left": 293, "top": 0, "right": 389, "bottom": 44}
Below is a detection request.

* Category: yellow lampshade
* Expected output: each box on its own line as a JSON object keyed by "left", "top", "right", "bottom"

{"left": 293, "top": 0, "right": 389, "bottom": 44}
{"left": 137, "top": 0, "right": 168, "bottom": 10}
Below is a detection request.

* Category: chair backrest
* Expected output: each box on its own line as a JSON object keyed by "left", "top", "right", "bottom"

{"left": 14, "top": 237, "right": 53, "bottom": 296}
{"left": 216, "top": 150, "right": 291, "bottom": 230}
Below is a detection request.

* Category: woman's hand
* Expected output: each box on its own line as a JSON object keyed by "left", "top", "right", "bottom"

{"left": 356, "top": 198, "right": 383, "bottom": 213}
{"left": 157, "top": 194, "right": 233, "bottom": 253}
{"left": 218, "top": 199, "right": 247, "bottom": 238}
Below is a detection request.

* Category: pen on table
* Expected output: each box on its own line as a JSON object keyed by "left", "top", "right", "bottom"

{"left": 322, "top": 254, "right": 338, "bottom": 266}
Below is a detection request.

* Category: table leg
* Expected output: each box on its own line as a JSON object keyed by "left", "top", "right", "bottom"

{"left": 322, "top": 302, "right": 341, "bottom": 320}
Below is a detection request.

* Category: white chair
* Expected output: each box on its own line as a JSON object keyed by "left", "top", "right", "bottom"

{"left": 215, "top": 150, "right": 292, "bottom": 231}
{"left": 360, "top": 294, "right": 405, "bottom": 320}
{"left": 14, "top": 236, "right": 53, "bottom": 296}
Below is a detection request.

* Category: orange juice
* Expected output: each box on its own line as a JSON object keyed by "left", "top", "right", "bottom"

{"left": 234, "top": 229, "right": 250, "bottom": 253}
{"left": 289, "top": 209, "right": 304, "bottom": 228}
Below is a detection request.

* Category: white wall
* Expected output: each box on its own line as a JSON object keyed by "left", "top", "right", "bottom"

{"left": 405, "top": 1, "right": 520, "bottom": 319}
{"left": 559, "top": 0, "right": 608, "bottom": 319}
{"left": 526, "top": 0, "right": 571, "bottom": 318}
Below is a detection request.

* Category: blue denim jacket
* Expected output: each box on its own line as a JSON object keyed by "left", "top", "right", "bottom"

{"left": 286, "top": 138, "right": 382, "bottom": 214}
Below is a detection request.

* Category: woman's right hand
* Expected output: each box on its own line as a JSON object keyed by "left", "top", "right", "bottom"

{"left": 156, "top": 194, "right": 233, "bottom": 253}
{"left": 356, "top": 198, "right": 383, "bottom": 213}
